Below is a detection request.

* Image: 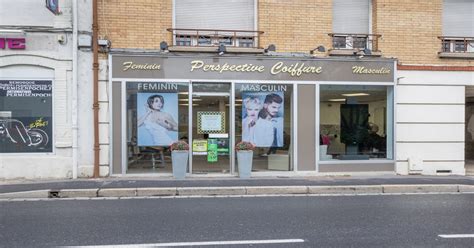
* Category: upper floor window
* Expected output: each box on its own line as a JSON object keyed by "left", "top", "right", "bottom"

{"left": 440, "top": 0, "right": 474, "bottom": 55}
{"left": 172, "top": 0, "right": 259, "bottom": 48}
{"left": 330, "top": 0, "right": 379, "bottom": 54}
{"left": 333, "top": 0, "right": 370, "bottom": 35}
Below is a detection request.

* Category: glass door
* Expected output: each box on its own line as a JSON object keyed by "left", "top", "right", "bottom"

{"left": 191, "top": 83, "right": 231, "bottom": 174}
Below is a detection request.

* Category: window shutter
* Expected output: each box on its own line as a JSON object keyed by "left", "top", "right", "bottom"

{"left": 175, "top": 0, "right": 255, "bottom": 31}
{"left": 443, "top": 0, "right": 474, "bottom": 36}
{"left": 333, "top": 0, "right": 370, "bottom": 34}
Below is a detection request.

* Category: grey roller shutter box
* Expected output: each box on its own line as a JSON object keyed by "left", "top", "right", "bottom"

{"left": 443, "top": 0, "right": 474, "bottom": 36}
{"left": 175, "top": 0, "right": 255, "bottom": 31}
{"left": 333, "top": 0, "right": 370, "bottom": 34}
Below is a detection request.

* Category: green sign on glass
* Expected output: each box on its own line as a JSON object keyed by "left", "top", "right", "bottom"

{"left": 207, "top": 139, "right": 218, "bottom": 162}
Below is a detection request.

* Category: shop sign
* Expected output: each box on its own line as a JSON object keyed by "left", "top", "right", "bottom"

{"left": 112, "top": 55, "right": 395, "bottom": 82}
{"left": 0, "top": 38, "right": 26, "bottom": 50}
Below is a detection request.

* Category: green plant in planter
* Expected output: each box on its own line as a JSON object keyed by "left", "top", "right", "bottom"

{"left": 235, "top": 141, "right": 254, "bottom": 179}
{"left": 170, "top": 140, "right": 189, "bottom": 151}
{"left": 235, "top": 141, "right": 255, "bottom": 151}
{"left": 170, "top": 140, "right": 189, "bottom": 179}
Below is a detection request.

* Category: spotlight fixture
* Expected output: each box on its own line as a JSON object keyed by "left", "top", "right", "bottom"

{"left": 363, "top": 48, "right": 372, "bottom": 55}
{"left": 217, "top": 44, "right": 226, "bottom": 55}
{"left": 310, "top": 45, "right": 326, "bottom": 54}
{"left": 264, "top": 44, "right": 276, "bottom": 53}
{"left": 353, "top": 48, "right": 372, "bottom": 58}
{"left": 160, "top": 41, "right": 168, "bottom": 51}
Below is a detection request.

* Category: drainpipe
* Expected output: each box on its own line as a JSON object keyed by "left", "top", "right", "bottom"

{"left": 72, "top": 0, "right": 78, "bottom": 179}
{"left": 92, "top": 0, "right": 100, "bottom": 178}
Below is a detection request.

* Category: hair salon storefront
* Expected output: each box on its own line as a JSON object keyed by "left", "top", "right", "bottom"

{"left": 109, "top": 54, "right": 396, "bottom": 176}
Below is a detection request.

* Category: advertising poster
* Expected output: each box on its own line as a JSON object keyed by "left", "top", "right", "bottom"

{"left": 0, "top": 80, "right": 53, "bottom": 153}
{"left": 137, "top": 92, "right": 178, "bottom": 146}
{"left": 216, "top": 138, "right": 229, "bottom": 155}
{"left": 241, "top": 91, "right": 284, "bottom": 147}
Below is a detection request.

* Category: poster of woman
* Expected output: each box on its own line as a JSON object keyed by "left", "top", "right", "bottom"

{"left": 241, "top": 92, "right": 284, "bottom": 147}
{"left": 137, "top": 93, "right": 178, "bottom": 146}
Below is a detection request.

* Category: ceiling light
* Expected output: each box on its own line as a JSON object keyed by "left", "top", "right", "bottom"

{"left": 341, "top": 93, "right": 370, "bottom": 97}
{"left": 328, "top": 98, "right": 346, "bottom": 102}
{"left": 179, "top": 103, "right": 199, "bottom": 106}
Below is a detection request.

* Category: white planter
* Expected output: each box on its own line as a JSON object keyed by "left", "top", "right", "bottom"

{"left": 237, "top": 150, "right": 253, "bottom": 179}
{"left": 171, "top": 150, "right": 189, "bottom": 179}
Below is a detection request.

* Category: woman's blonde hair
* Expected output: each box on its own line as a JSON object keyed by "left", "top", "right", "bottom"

{"left": 243, "top": 96, "right": 263, "bottom": 110}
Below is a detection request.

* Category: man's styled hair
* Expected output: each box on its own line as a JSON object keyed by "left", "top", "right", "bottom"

{"left": 147, "top": 94, "right": 164, "bottom": 110}
{"left": 259, "top": 93, "right": 283, "bottom": 119}
{"left": 263, "top": 93, "right": 283, "bottom": 104}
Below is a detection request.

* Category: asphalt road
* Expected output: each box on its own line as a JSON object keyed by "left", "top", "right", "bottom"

{"left": 1, "top": 194, "right": 473, "bottom": 247}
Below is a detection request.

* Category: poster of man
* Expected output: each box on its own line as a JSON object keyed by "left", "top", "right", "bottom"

{"left": 137, "top": 93, "right": 178, "bottom": 146}
{"left": 241, "top": 92, "right": 284, "bottom": 147}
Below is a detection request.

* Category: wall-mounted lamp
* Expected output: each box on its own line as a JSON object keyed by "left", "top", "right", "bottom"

{"left": 217, "top": 44, "right": 226, "bottom": 56}
{"left": 354, "top": 48, "right": 372, "bottom": 58}
{"left": 264, "top": 44, "right": 276, "bottom": 53}
{"left": 310, "top": 45, "right": 325, "bottom": 54}
{"left": 160, "top": 41, "right": 168, "bottom": 51}
{"left": 97, "top": 39, "right": 111, "bottom": 53}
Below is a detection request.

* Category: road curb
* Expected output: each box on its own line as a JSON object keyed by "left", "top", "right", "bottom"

{"left": 0, "top": 184, "right": 472, "bottom": 199}
{"left": 0, "top": 190, "right": 50, "bottom": 199}
{"left": 382, "top": 184, "right": 459, "bottom": 193}
{"left": 308, "top": 185, "right": 383, "bottom": 194}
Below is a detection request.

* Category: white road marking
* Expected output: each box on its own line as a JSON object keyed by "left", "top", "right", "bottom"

{"left": 66, "top": 239, "right": 305, "bottom": 247}
{"left": 438, "top": 234, "right": 474, "bottom": 238}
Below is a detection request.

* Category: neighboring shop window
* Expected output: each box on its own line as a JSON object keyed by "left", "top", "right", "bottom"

{"left": 235, "top": 83, "right": 293, "bottom": 171}
{"left": 319, "top": 85, "right": 393, "bottom": 161}
{"left": 0, "top": 80, "right": 52, "bottom": 153}
{"left": 126, "top": 82, "right": 189, "bottom": 173}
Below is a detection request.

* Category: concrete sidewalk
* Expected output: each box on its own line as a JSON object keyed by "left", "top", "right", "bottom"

{"left": 1, "top": 175, "right": 473, "bottom": 199}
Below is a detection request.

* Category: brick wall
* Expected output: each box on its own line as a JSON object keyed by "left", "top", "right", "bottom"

{"left": 98, "top": 0, "right": 172, "bottom": 50}
{"left": 258, "top": 0, "right": 332, "bottom": 53}
{"left": 98, "top": 0, "right": 472, "bottom": 66}
{"left": 375, "top": 0, "right": 472, "bottom": 66}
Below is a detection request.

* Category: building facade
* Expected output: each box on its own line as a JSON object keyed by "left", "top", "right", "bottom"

{"left": 0, "top": 0, "right": 97, "bottom": 179}
{"left": 1, "top": 0, "right": 473, "bottom": 179}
